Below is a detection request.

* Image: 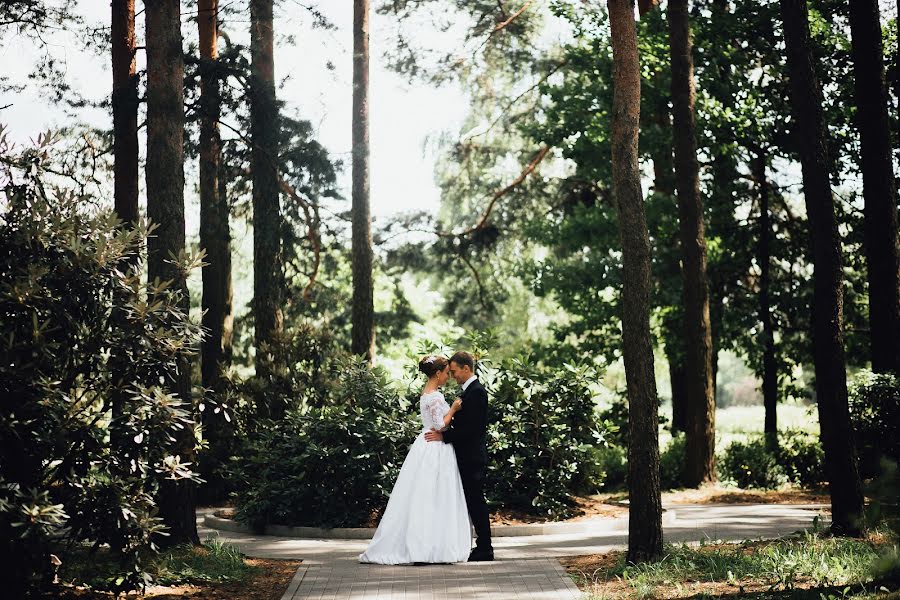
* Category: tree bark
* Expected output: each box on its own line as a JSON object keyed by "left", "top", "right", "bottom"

{"left": 779, "top": 0, "right": 865, "bottom": 536}
{"left": 145, "top": 0, "right": 199, "bottom": 547}
{"left": 607, "top": 0, "right": 663, "bottom": 564}
{"left": 667, "top": 0, "right": 716, "bottom": 486}
{"left": 250, "top": 0, "right": 285, "bottom": 392}
{"left": 848, "top": 0, "right": 900, "bottom": 374}
{"left": 351, "top": 0, "right": 375, "bottom": 362}
{"left": 112, "top": 0, "right": 138, "bottom": 229}
{"left": 753, "top": 150, "right": 778, "bottom": 449}
{"left": 198, "top": 0, "right": 233, "bottom": 501}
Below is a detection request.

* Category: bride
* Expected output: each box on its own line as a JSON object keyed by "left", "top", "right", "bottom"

{"left": 358, "top": 355, "right": 472, "bottom": 564}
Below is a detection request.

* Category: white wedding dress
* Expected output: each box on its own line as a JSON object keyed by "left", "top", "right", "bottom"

{"left": 358, "top": 391, "right": 472, "bottom": 564}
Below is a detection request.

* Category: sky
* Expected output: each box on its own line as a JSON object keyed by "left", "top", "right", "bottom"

{"left": 0, "top": 1, "right": 471, "bottom": 220}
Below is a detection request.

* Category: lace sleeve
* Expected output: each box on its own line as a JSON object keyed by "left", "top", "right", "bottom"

{"left": 426, "top": 393, "right": 448, "bottom": 430}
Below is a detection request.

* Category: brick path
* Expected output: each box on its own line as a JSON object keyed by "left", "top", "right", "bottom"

{"left": 280, "top": 558, "right": 581, "bottom": 600}
{"left": 198, "top": 504, "right": 828, "bottom": 600}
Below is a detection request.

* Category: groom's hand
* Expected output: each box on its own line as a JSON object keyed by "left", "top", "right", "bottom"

{"left": 424, "top": 429, "right": 443, "bottom": 442}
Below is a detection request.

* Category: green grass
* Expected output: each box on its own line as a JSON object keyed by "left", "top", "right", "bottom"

{"left": 57, "top": 536, "right": 254, "bottom": 591}
{"left": 657, "top": 403, "right": 819, "bottom": 451}
{"left": 152, "top": 536, "right": 254, "bottom": 584}
{"left": 574, "top": 529, "right": 900, "bottom": 600}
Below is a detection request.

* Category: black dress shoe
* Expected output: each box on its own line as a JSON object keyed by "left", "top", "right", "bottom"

{"left": 468, "top": 548, "right": 494, "bottom": 562}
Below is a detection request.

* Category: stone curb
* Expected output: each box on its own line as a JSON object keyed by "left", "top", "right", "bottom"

{"left": 203, "top": 507, "right": 676, "bottom": 540}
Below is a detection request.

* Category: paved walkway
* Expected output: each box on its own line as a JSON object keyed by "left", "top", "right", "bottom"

{"left": 197, "top": 504, "right": 828, "bottom": 600}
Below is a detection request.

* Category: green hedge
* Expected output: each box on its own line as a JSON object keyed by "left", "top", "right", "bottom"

{"left": 848, "top": 370, "right": 900, "bottom": 479}
{"left": 233, "top": 359, "right": 419, "bottom": 529}
{"left": 485, "top": 361, "right": 609, "bottom": 518}
{"left": 718, "top": 431, "right": 824, "bottom": 489}
{"left": 234, "top": 359, "right": 612, "bottom": 526}
{"left": 0, "top": 182, "right": 201, "bottom": 594}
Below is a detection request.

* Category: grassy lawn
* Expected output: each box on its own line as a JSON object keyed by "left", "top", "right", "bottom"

{"left": 47, "top": 537, "right": 300, "bottom": 599}
{"left": 562, "top": 529, "right": 900, "bottom": 600}
{"left": 658, "top": 403, "right": 819, "bottom": 451}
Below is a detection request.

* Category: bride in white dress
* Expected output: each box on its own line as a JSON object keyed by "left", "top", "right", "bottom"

{"left": 359, "top": 355, "right": 472, "bottom": 564}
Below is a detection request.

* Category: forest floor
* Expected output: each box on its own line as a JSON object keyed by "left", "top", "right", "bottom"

{"left": 561, "top": 528, "right": 899, "bottom": 600}
{"left": 47, "top": 542, "right": 301, "bottom": 600}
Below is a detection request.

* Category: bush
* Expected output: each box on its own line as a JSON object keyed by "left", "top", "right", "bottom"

{"left": 777, "top": 429, "right": 825, "bottom": 487}
{"left": 848, "top": 370, "right": 900, "bottom": 479}
{"left": 233, "top": 358, "right": 420, "bottom": 529}
{"left": 659, "top": 434, "right": 688, "bottom": 489}
{"left": 485, "top": 360, "right": 609, "bottom": 519}
{"left": 592, "top": 444, "right": 628, "bottom": 491}
{"left": 719, "top": 438, "right": 788, "bottom": 489}
{"left": 0, "top": 142, "right": 201, "bottom": 595}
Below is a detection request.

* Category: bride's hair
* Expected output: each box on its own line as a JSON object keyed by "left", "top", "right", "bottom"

{"left": 418, "top": 355, "right": 449, "bottom": 378}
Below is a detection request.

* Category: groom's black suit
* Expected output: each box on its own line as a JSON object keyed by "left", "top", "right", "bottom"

{"left": 441, "top": 378, "right": 493, "bottom": 555}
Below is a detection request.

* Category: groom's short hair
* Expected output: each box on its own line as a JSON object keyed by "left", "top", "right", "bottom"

{"left": 449, "top": 351, "right": 475, "bottom": 371}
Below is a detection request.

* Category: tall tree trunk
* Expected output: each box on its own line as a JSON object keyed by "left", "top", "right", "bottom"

{"left": 351, "top": 0, "right": 375, "bottom": 362}
{"left": 780, "top": 0, "right": 865, "bottom": 536}
{"left": 848, "top": 0, "right": 900, "bottom": 374}
{"left": 198, "top": 0, "right": 233, "bottom": 502}
{"left": 112, "top": 0, "right": 138, "bottom": 229}
{"left": 753, "top": 150, "right": 778, "bottom": 449}
{"left": 110, "top": 0, "right": 140, "bottom": 554}
{"left": 145, "top": 0, "right": 199, "bottom": 547}
{"left": 607, "top": 0, "right": 663, "bottom": 564}
{"left": 250, "top": 0, "right": 285, "bottom": 397}
{"left": 667, "top": 0, "right": 716, "bottom": 487}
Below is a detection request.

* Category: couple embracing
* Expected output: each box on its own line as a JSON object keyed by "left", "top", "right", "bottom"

{"left": 359, "top": 351, "right": 494, "bottom": 565}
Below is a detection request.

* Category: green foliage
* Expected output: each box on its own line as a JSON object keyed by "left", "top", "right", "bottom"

{"left": 659, "top": 434, "right": 688, "bottom": 490}
{"left": 582, "top": 531, "right": 892, "bottom": 596}
{"left": 484, "top": 359, "right": 609, "bottom": 518}
{"left": 0, "top": 132, "right": 201, "bottom": 594}
{"left": 848, "top": 370, "right": 900, "bottom": 479}
{"left": 233, "top": 357, "right": 420, "bottom": 529}
{"left": 590, "top": 444, "right": 628, "bottom": 492}
{"left": 57, "top": 538, "right": 253, "bottom": 591}
{"left": 719, "top": 439, "right": 788, "bottom": 489}
{"left": 777, "top": 429, "right": 826, "bottom": 487}
{"left": 152, "top": 538, "right": 252, "bottom": 585}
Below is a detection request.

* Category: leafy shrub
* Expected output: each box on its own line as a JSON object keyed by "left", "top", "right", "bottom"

{"left": 848, "top": 370, "right": 900, "bottom": 479}
{"left": 0, "top": 139, "right": 201, "bottom": 595}
{"left": 592, "top": 444, "right": 628, "bottom": 491}
{"left": 777, "top": 429, "right": 825, "bottom": 487}
{"left": 659, "top": 434, "right": 688, "bottom": 489}
{"left": 597, "top": 397, "right": 630, "bottom": 447}
{"left": 485, "top": 360, "right": 608, "bottom": 519}
{"left": 233, "top": 358, "right": 420, "bottom": 529}
{"left": 597, "top": 395, "right": 665, "bottom": 448}
{"left": 719, "top": 438, "right": 788, "bottom": 489}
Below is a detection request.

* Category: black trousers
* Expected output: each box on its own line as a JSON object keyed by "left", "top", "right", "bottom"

{"left": 458, "top": 462, "right": 492, "bottom": 551}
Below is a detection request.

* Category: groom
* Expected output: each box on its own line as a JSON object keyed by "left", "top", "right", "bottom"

{"left": 424, "top": 351, "right": 494, "bottom": 561}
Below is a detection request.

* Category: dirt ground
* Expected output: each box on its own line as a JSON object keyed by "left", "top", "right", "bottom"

{"left": 48, "top": 558, "right": 302, "bottom": 600}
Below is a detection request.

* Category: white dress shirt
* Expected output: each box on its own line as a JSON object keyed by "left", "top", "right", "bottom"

{"left": 461, "top": 375, "right": 478, "bottom": 391}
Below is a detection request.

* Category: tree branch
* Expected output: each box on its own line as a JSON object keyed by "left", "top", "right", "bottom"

{"left": 439, "top": 144, "right": 551, "bottom": 238}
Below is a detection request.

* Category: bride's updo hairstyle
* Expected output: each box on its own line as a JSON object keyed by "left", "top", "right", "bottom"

{"left": 418, "top": 355, "right": 449, "bottom": 378}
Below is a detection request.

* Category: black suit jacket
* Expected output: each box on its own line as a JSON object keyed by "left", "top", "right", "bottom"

{"left": 442, "top": 378, "right": 489, "bottom": 467}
